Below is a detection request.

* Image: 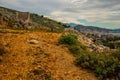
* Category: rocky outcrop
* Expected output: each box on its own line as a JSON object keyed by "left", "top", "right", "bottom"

{"left": 64, "top": 28, "right": 110, "bottom": 53}
{"left": 0, "top": 7, "right": 31, "bottom": 29}
{"left": 15, "top": 12, "right": 32, "bottom": 29}
{"left": 28, "top": 39, "right": 39, "bottom": 44}
{"left": 16, "top": 12, "right": 30, "bottom": 23}
{"left": 64, "top": 27, "right": 80, "bottom": 35}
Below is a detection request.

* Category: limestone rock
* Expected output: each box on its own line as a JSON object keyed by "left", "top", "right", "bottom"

{"left": 29, "top": 39, "right": 39, "bottom": 44}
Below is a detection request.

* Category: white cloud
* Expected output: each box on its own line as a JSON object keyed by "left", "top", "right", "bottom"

{"left": 0, "top": 0, "right": 21, "bottom": 6}
{"left": 0, "top": 0, "right": 120, "bottom": 28}
{"left": 56, "top": 17, "right": 81, "bottom": 24}
{"left": 50, "top": 11, "right": 80, "bottom": 24}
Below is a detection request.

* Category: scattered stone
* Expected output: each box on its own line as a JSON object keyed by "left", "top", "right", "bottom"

{"left": 29, "top": 39, "right": 39, "bottom": 44}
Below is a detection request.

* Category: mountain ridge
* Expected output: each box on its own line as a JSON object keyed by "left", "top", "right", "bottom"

{"left": 65, "top": 23, "right": 120, "bottom": 33}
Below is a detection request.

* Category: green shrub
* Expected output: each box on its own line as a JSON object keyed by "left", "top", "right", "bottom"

{"left": 28, "top": 68, "right": 51, "bottom": 80}
{"left": 58, "top": 34, "right": 120, "bottom": 79}
{"left": 68, "top": 45, "right": 80, "bottom": 55}
{"left": 58, "top": 34, "right": 77, "bottom": 45}
{"left": 76, "top": 52, "right": 120, "bottom": 79}
{"left": 68, "top": 44, "right": 87, "bottom": 56}
{"left": 94, "top": 66, "right": 104, "bottom": 77}
{"left": 76, "top": 52, "right": 98, "bottom": 70}
{"left": 58, "top": 35, "right": 88, "bottom": 56}
{"left": 112, "top": 48, "right": 120, "bottom": 60}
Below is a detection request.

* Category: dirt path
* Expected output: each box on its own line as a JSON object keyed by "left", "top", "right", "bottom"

{"left": 0, "top": 30, "right": 97, "bottom": 80}
{"left": 42, "top": 44, "right": 97, "bottom": 80}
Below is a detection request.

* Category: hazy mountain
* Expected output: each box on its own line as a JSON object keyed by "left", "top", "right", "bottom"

{"left": 74, "top": 25, "right": 113, "bottom": 33}
{"left": 63, "top": 23, "right": 79, "bottom": 27}
{"left": 114, "top": 29, "right": 120, "bottom": 32}
{"left": 64, "top": 23, "right": 120, "bottom": 33}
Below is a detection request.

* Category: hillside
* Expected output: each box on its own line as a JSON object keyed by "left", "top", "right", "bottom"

{"left": 63, "top": 23, "right": 120, "bottom": 33}
{"left": 0, "top": 6, "right": 64, "bottom": 32}
{"left": 0, "top": 29, "right": 97, "bottom": 80}
{"left": 0, "top": 6, "right": 119, "bottom": 80}
{"left": 74, "top": 25, "right": 113, "bottom": 33}
{"left": 63, "top": 23, "right": 78, "bottom": 27}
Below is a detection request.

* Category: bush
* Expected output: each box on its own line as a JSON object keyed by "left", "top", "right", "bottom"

{"left": 76, "top": 52, "right": 120, "bottom": 79}
{"left": 68, "top": 45, "right": 81, "bottom": 55}
{"left": 68, "top": 43, "right": 87, "bottom": 56}
{"left": 76, "top": 52, "right": 98, "bottom": 69}
{"left": 112, "top": 48, "right": 120, "bottom": 60}
{"left": 58, "top": 34, "right": 120, "bottom": 79}
{"left": 58, "top": 34, "right": 77, "bottom": 45}
{"left": 28, "top": 68, "right": 51, "bottom": 80}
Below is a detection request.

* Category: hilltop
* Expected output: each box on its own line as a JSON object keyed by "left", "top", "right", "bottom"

{"left": 0, "top": 6, "right": 64, "bottom": 32}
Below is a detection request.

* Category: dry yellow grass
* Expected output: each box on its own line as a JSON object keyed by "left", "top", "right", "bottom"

{"left": 0, "top": 29, "right": 97, "bottom": 80}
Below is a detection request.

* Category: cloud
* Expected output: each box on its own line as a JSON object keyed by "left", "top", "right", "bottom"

{"left": 50, "top": 11, "right": 81, "bottom": 24}
{"left": 54, "top": 17, "right": 81, "bottom": 24}
{"left": 0, "top": 0, "right": 120, "bottom": 28}
{"left": 0, "top": 0, "right": 20, "bottom": 5}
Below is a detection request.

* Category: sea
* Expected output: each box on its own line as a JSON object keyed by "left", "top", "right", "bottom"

{"left": 109, "top": 33, "right": 120, "bottom": 36}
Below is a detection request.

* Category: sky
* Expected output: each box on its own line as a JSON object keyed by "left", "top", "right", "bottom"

{"left": 0, "top": 0, "right": 120, "bottom": 29}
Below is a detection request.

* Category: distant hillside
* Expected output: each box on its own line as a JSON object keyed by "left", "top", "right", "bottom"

{"left": 64, "top": 23, "right": 120, "bottom": 33}
{"left": 74, "top": 25, "right": 113, "bottom": 33}
{"left": 65, "top": 23, "right": 120, "bottom": 33}
{"left": 0, "top": 6, "right": 64, "bottom": 32}
{"left": 63, "top": 23, "right": 78, "bottom": 27}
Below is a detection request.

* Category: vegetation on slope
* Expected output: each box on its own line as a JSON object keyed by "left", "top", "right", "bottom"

{"left": 58, "top": 34, "right": 77, "bottom": 45}
{"left": 58, "top": 34, "right": 120, "bottom": 80}
{"left": 103, "top": 36, "right": 120, "bottom": 49}
{"left": 76, "top": 50, "right": 120, "bottom": 79}
{"left": 86, "top": 33, "right": 120, "bottom": 49}
{"left": 30, "top": 13, "right": 64, "bottom": 32}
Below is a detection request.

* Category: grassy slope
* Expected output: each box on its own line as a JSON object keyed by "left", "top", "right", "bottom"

{"left": 0, "top": 29, "right": 97, "bottom": 80}
{"left": 30, "top": 13, "right": 64, "bottom": 32}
